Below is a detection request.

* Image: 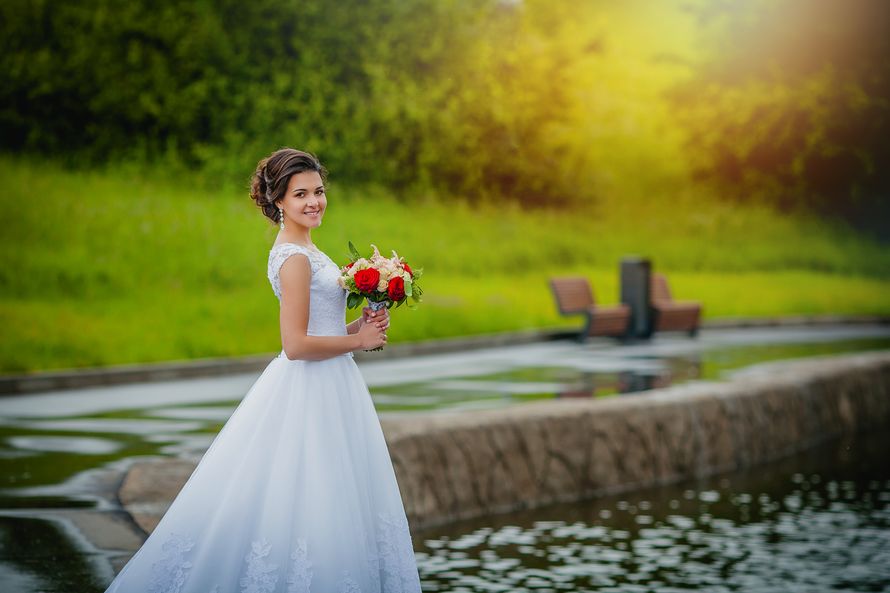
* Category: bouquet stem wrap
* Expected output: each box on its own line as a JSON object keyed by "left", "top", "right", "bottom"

{"left": 364, "top": 298, "right": 390, "bottom": 351}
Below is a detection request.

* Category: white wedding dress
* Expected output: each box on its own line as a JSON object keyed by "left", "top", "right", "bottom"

{"left": 104, "top": 242, "right": 423, "bottom": 593}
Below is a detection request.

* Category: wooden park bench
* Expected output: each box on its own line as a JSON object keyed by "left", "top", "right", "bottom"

{"left": 650, "top": 273, "right": 702, "bottom": 336}
{"left": 549, "top": 277, "right": 631, "bottom": 341}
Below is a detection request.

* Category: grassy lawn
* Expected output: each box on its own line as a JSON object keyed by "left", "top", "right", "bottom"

{"left": 1, "top": 156, "right": 888, "bottom": 373}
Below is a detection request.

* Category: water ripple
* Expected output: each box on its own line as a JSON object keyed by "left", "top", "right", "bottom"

{"left": 416, "top": 431, "right": 890, "bottom": 592}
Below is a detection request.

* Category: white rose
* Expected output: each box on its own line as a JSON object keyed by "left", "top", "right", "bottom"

{"left": 347, "top": 258, "right": 369, "bottom": 278}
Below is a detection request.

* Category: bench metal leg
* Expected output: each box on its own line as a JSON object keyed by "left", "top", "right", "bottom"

{"left": 578, "top": 313, "right": 593, "bottom": 343}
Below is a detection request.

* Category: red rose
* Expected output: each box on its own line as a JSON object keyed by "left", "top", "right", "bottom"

{"left": 354, "top": 268, "right": 380, "bottom": 293}
{"left": 387, "top": 276, "right": 406, "bottom": 301}
{"left": 402, "top": 262, "right": 413, "bottom": 277}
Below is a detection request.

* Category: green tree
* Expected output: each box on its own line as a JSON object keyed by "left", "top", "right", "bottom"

{"left": 668, "top": 0, "right": 890, "bottom": 236}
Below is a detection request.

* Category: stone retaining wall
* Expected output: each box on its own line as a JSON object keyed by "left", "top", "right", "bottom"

{"left": 121, "top": 351, "right": 890, "bottom": 534}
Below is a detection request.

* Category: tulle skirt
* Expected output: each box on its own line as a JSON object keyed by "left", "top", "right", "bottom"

{"left": 105, "top": 350, "right": 423, "bottom": 593}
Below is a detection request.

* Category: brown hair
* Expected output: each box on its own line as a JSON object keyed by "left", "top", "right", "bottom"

{"left": 249, "top": 148, "right": 328, "bottom": 224}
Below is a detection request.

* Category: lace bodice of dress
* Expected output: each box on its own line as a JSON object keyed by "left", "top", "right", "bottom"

{"left": 267, "top": 243, "right": 350, "bottom": 339}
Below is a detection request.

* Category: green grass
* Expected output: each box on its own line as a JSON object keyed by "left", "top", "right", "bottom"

{"left": 1, "top": 155, "right": 888, "bottom": 373}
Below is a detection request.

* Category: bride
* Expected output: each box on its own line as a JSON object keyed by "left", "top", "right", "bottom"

{"left": 104, "top": 148, "right": 424, "bottom": 592}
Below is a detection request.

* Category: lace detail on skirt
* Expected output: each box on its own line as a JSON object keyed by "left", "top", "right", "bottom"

{"left": 286, "top": 538, "right": 313, "bottom": 593}
{"left": 240, "top": 539, "right": 279, "bottom": 593}
{"left": 145, "top": 520, "right": 418, "bottom": 593}
{"left": 149, "top": 532, "right": 195, "bottom": 593}
{"left": 340, "top": 570, "right": 362, "bottom": 593}
{"left": 365, "top": 544, "right": 382, "bottom": 593}
{"left": 377, "top": 512, "right": 420, "bottom": 592}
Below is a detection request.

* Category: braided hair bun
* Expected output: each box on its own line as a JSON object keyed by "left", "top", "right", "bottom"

{"left": 249, "top": 148, "right": 327, "bottom": 224}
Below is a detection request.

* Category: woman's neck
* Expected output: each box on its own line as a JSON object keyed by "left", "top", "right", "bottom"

{"left": 278, "top": 231, "right": 313, "bottom": 247}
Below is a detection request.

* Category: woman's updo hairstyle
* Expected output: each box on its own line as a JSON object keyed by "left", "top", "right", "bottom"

{"left": 249, "top": 148, "right": 328, "bottom": 224}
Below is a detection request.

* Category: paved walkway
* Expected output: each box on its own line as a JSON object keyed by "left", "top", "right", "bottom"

{"left": 1, "top": 324, "right": 888, "bottom": 419}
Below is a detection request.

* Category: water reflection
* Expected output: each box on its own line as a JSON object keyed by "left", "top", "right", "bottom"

{"left": 377, "top": 337, "right": 889, "bottom": 407}
{"left": 554, "top": 369, "right": 678, "bottom": 399}
{"left": 0, "top": 515, "right": 110, "bottom": 592}
{"left": 414, "top": 429, "right": 890, "bottom": 592}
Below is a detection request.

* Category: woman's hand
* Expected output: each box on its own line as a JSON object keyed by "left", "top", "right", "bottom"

{"left": 361, "top": 306, "right": 390, "bottom": 332}
{"left": 357, "top": 318, "right": 387, "bottom": 350}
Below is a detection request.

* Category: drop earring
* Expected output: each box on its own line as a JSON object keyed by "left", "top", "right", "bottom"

{"left": 279, "top": 207, "right": 285, "bottom": 230}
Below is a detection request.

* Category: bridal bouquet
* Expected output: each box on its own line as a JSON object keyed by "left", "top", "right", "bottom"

{"left": 338, "top": 241, "right": 423, "bottom": 349}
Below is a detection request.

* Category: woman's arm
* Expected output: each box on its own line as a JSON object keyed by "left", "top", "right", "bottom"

{"left": 279, "top": 254, "right": 385, "bottom": 360}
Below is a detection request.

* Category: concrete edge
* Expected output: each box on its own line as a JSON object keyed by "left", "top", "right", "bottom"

{"left": 118, "top": 349, "right": 890, "bottom": 535}
{"left": 2, "top": 314, "right": 888, "bottom": 396}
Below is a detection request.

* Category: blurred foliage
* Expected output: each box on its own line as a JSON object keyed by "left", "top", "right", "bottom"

{"left": 669, "top": 0, "right": 890, "bottom": 236}
{"left": 0, "top": 0, "right": 886, "bottom": 229}
{"left": 0, "top": 0, "right": 601, "bottom": 206}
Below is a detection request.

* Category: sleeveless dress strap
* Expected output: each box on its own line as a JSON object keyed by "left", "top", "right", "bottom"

{"left": 268, "top": 244, "right": 322, "bottom": 301}
{"left": 269, "top": 243, "right": 313, "bottom": 277}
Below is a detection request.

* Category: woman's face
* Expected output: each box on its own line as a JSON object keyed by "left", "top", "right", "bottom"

{"left": 280, "top": 170, "right": 327, "bottom": 230}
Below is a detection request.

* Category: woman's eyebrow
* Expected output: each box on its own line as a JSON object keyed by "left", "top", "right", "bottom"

{"left": 291, "top": 185, "right": 325, "bottom": 193}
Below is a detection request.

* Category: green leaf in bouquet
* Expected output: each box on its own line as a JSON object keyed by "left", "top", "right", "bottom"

{"left": 403, "top": 280, "right": 413, "bottom": 297}
{"left": 411, "top": 267, "right": 424, "bottom": 281}
{"left": 347, "top": 241, "right": 362, "bottom": 261}
{"left": 346, "top": 292, "right": 363, "bottom": 309}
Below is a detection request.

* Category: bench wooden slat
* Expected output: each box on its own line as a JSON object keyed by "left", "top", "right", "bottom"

{"left": 650, "top": 273, "right": 702, "bottom": 335}
{"left": 549, "top": 277, "right": 593, "bottom": 314}
{"left": 549, "top": 277, "right": 630, "bottom": 340}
